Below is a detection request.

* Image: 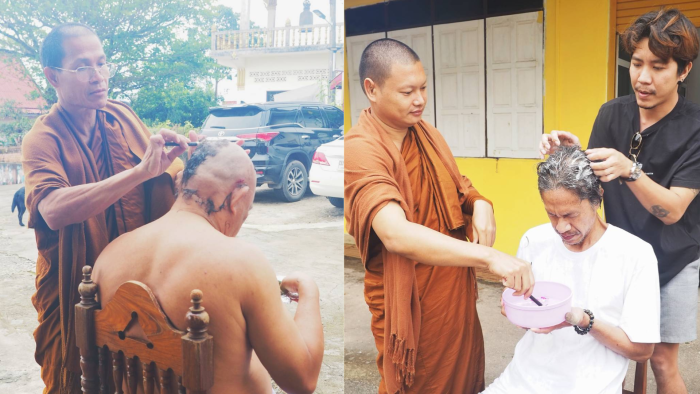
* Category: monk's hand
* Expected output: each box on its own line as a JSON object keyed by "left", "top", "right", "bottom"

{"left": 136, "top": 130, "right": 188, "bottom": 179}
{"left": 539, "top": 130, "right": 581, "bottom": 159}
{"left": 586, "top": 148, "right": 633, "bottom": 183}
{"left": 472, "top": 200, "right": 496, "bottom": 247}
{"left": 489, "top": 253, "right": 534, "bottom": 298}
{"left": 530, "top": 307, "right": 585, "bottom": 334}
{"left": 187, "top": 130, "right": 206, "bottom": 159}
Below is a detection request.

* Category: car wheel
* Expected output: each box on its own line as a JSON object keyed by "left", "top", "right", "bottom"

{"left": 276, "top": 160, "right": 308, "bottom": 202}
{"left": 328, "top": 197, "right": 343, "bottom": 208}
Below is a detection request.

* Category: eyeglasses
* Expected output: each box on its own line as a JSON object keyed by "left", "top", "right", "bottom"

{"left": 628, "top": 131, "right": 643, "bottom": 162}
{"left": 50, "top": 63, "right": 117, "bottom": 82}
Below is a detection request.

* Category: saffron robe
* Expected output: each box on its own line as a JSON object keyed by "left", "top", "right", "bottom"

{"left": 22, "top": 100, "right": 182, "bottom": 393}
{"left": 345, "top": 109, "right": 488, "bottom": 394}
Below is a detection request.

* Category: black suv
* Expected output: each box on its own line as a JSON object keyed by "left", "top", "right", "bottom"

{"left": 199, "top": 102, "right": 344, "bottom": 202}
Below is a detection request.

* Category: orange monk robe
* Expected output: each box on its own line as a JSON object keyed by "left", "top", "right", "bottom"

{"left": 22, "top": 100, "right": 183, "bottom": 394}
{"left": 345, "top": 109, "right": 489, "bottom": 394}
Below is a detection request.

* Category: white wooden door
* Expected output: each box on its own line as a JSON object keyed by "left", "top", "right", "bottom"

{"left": 434, "top": 20, "right": 486, "bottom": 157}
{"left": 486, "top": 12, "right": 543, "bottom": 158}
{"left": 346, "top": 32, "right": 386, "bottom": 126}
{"left": 388, "top": 27, "right": 435, "bottom": 127}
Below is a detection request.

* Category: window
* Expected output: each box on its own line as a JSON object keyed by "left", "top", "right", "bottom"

{"left": 204, "top": 107, "right": 264, "bottom": 129}
{"left": 301, "top": 107, "right": 325, "bottom": 128}
{"left": 616, "top": 36, "right": 633, "bottom": 98}
{"left": 324, "top": 107, "right": 344, "bottom": 129}
{"left": 268, "top": 108, "right": 300, "bottom": 126}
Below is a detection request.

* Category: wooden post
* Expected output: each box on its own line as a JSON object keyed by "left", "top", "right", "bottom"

{"left": 76, "top": 265, "right": 100, "bottom": 394}
{"left": 126, "top": 357, "right": 138, "bottom": 394}
{"left": 181, "top": 290, "right": 214, "bottom": 393}
{"left": 158, "top": 368, "right": 170, "bottom": 393}
{"left": 112, "top": 351, "right": 125, "bottom": 394}
{"left": 143, "top": 361, "right": 155, "bottom": 394}
{"left": 98, "top": 346, "right": 110, "bottom": 394}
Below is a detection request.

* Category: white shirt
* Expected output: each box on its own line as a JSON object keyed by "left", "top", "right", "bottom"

{"left": 483, "top": 224, "right": 660, "bottom": 394}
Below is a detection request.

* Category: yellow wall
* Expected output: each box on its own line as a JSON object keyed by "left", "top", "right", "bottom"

{"left": 343, "top": 0, "right": 612, "bottom": 255}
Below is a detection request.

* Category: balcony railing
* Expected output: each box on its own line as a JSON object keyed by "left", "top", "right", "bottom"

{"left": 211, "top": 23, "right": 344, "bottom": 52}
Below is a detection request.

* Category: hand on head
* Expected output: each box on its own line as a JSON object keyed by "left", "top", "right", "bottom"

{"left": 539, "top": 130, "right": 581, "bottom": 159}
{"left": 136, "top": 129, "right": 189, "bottom": 179}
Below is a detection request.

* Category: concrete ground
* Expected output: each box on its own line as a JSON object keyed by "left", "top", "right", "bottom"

{"left": 345, "top": 256, "right": 700, "bottom": 393}
{"left": 0, "top": 183, "right": 344, "bottom": 394}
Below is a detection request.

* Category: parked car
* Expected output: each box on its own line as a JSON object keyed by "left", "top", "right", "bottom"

{"left": 199, "top": 102, "right": 344, "bottom": 202}
{"left": 309, "top": 135, "right": 343, "bottom": 208}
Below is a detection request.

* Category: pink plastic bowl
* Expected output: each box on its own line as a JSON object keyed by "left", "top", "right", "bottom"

{"left": 502, "top": 281, "right": 572, "bottom": 329}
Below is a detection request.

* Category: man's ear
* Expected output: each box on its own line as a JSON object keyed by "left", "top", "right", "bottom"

{"left": 43, "top": 67, "right": 59, "bottom": 89}
{"left": 681, "top": 61, "right": 693, "bottom": 82}
{"left": 174, "top": 171, "right": 183, "bottom": 192}
{"left": 364, "top": 78, "right": 379, "bottom": 103}
{"left": 227, "top": 185, "right": 250, "bottom": 215}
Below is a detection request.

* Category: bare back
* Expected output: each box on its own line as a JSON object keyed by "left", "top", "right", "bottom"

{"left": 93, "top": 211, "right": 276, "bottom": 394}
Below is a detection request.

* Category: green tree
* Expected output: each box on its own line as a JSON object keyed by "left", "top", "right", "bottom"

{"left": 0, "top": 0, "right": 235, "bottom": 104}
{"left": 131, "top": 81, "right": 218, "bottom": 128}
{"left": 0, "top": 100, "right": 34, "bottom": 146}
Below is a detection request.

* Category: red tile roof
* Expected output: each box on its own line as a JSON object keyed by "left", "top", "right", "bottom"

{"left": 0, "top": 54, "right": 47, "bottom": 114}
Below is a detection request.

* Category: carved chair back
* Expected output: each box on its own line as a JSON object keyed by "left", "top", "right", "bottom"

{"left": 75, "top": 266, "right": 214, "bottom": 394}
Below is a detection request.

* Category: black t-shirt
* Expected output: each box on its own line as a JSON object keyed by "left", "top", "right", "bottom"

{"left": 588, "top": 94, "right": 700, "bottom": 286}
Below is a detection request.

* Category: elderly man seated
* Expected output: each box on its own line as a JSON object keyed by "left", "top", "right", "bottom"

{"left": 92, "top": 140, "right": 323, "bottom": 394}
{"left": 483, "top": 146, "right": 660, "bottom": 394}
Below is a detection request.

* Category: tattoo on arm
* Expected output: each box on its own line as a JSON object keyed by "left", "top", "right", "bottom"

{"left": 651, "top": 205, "right": 670, "bottom": 218}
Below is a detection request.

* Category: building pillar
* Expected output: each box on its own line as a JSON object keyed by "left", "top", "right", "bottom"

{"left": 241, "top": 0, "right": 251, "bottom": 48}
{"left": 265, "top": 0, "right": 277, "bottom": 47}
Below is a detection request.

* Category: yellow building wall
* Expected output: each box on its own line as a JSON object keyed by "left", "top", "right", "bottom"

{"left": 343, "top": 0, "right": 612, "bottom": 255}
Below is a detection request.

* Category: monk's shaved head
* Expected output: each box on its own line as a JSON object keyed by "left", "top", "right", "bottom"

{"left": 359, "top": 38, "right": 421, "bottom": 94}
{"left": 179, "top": 140, "right": 255, "bottom": 215}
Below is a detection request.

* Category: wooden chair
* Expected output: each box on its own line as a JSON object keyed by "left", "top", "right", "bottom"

{"left": 75, "top": 265, "right": 214, "bottom": 394}
{"left": 623, "top": 360, "right": 648, "bottom": 394}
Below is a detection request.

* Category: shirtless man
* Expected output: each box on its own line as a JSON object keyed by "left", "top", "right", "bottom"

{"left": 92, "top": 140, "right": 324, "bottom": 394}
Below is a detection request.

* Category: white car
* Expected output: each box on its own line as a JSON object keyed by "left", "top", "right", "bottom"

{"left": 309, "top": 136, "right": 344, "bottom": 208}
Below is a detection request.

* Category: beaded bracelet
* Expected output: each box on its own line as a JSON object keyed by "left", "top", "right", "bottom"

{"left": 574, "top": 309, "right": 594, "bottom": 335}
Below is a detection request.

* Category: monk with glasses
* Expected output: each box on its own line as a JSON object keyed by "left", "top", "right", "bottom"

{"left": 22, "top": 23, "right": 196, "bottom": 393}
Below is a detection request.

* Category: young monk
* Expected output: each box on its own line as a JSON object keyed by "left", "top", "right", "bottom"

{"left": 344, "top": 38, "right": 535, "bottom": 394}
{"left": 93, "top": 141, "right": 324, "bottom": 394}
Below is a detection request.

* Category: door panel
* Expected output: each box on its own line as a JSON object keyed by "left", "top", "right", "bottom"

{"left": 486, "top": 12, "right": 542, "bottom": 159}
{"left": 434, "top": 20, "right": 485, "bottom": 157}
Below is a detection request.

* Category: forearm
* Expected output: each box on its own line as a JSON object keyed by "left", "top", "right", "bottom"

{"left": 627, "top": 174, "right": 686, "bottom": 224}
{"left": 39, "top": 167, "right": 149, "bottom": 230}
{"left": 293, "top": 280, "right": 324, "bottom": 381}
{"left": 588, "top": 317, "right": 654, "bottom": 362}
{"left": 386, "top": 220, "right": 493, "bottom": 268}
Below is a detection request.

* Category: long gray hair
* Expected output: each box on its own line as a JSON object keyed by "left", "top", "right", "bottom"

{"left": 537, "top": 145, "right": 603, "bottom": 207}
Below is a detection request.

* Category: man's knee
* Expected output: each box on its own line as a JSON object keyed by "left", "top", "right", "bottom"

{"left": 650, "top": 343, "right": 679, "bottom": 374}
